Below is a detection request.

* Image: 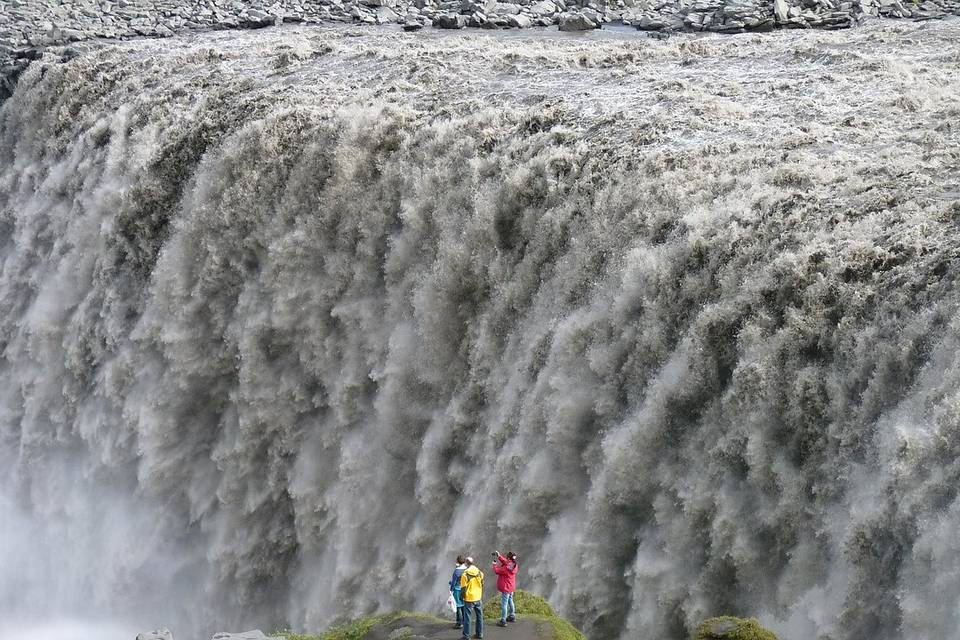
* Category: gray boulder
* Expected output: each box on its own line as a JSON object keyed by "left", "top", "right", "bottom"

{"left": 375, "top": 6, "right": 400, "bottom": 22}
{"left": 529, "top": 0, "right": 559, "bottom": 15}
{"left": 461, "top": 0, "right": 499, "bottom": 11}
{"left": 581, "top": 7, "right": 605, "bottom": 21}
{"left": 558, "top": 10, "right": 599, "bottom": 28}
{"left": 635, "top": 15, "right": 669, "bottom": 28}
{"left": 136, "top": 631, "right": 173, "bottom": 640}
{"left": 435, "top": 12, "right": 469, "bottom": 25}
{"left": 467, "top": 11, "right": 491, "bottom": 25}
{"left": 211, "top": 632, "right": 282, "bottom": 640}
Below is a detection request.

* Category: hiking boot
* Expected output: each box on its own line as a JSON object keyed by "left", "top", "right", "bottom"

{"left": 506, "top": 616, "right": 516, "bottom": 622}
{"left": 453, "top": 624, "right": 462, "bottom": 629}
{"left": 497, "top": 621, "right": 507, "bottom": 627}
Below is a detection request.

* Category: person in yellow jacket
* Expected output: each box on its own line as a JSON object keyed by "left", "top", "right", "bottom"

{"left": 459, "top": 557, "right": 484, "bottom": 640}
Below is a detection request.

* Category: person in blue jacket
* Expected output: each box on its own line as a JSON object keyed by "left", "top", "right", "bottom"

{"left": 450, "top": 554, "right": 469, "bottom": 629}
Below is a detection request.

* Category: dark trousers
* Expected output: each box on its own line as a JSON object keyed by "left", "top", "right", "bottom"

{"left": 461, "top": 600, "right": 483, "bottom": 639}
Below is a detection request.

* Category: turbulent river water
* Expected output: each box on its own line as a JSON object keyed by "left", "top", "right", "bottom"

{"left": 1, "top": 20, "right": 960, "bottom": 640}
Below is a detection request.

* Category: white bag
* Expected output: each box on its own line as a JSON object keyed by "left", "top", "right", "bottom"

{"left": 447, "top": 593, "right": 457, "bottom": 613}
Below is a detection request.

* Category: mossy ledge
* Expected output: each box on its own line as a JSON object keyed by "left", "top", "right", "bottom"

{"left": 483, "top": 590, "right": 584, "bottom": 640}
{"left": 695, "top": 616, "right": 779, "bottom": 640}
{"left": 276, "top": 612, "right": 442, "bottom": 640}
{"left": 483, "top": 590, "right": 558, "bottom": 620}
{"left": 277, "top": 591, "right": 586, "bottom": 640}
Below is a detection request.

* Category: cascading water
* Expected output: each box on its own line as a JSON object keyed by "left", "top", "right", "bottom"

{"left": 1, "top": 21, "right": 960, "bottom": 640}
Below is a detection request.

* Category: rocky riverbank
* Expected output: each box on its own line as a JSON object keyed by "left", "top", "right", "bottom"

{"left": 137, "top": 629, "right": 281, "bottom": 640}
{"left": 1, "top": 0, "right": 958, "bottom": 61}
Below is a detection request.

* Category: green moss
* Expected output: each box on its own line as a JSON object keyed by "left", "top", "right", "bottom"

{"left": 276, "top": 611, "right": 443, "bottom": 640}
{"left": 483, "top": 589, "right": 558, "bottom": 620}
{"left": 695, "top": 616, "right": 778, "bottom": 640}
{"left": 276, "top": 593, "right": 586, "bottom": 640}
{"left": 276, "top": 632, "right": 322, "bottom": 640}
{"left": 530, "top": 613, "right": 588, "bottom": 640}
{"left": 276, "top": 631, "right": 321, "bottom": 640}
{"left": 479, "top": 590, "right": 585, "bottom": 640}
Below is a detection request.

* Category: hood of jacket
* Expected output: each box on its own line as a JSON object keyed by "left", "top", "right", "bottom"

{"left": 461, "top": 565, "right": 485, "bottom": 602}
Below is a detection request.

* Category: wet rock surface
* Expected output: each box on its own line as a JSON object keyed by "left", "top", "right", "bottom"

{"left": 210, "top": 632, "right": 282, "bottom": 640}
{"left": 136, "top": 631, "right": 174, "bottom": 640}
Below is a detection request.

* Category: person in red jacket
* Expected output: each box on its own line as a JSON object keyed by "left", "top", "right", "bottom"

{"left": 492, "top": 551, "right": 519, "bottom": 626}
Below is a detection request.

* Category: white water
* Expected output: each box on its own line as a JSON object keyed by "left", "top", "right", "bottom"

{"left": 0, "top": 620, "right": 136, "bottom": 640}
{"left": 1, "top": 21, "right": 960, "bottom": 640}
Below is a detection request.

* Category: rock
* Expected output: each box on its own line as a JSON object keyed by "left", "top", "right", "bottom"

{"left": 581, "top": 6, "right": 606, "bottom": 21}
{"left": 0, "top": 61, "right": 26, "bottom": 101}
{"left": 375, "top": 6, "right": 400, "bottom": 22}
{"left": 635, "top": 15, "right": 669, "bottom": 28}
{"left": 529, "top": 0, "right": 559, "bottom": 15}
{"left": 136, "top": 631, "right": 173, "bottom": 640}
{"left": 695, "top": 617, "right": 778, "bottom": 640}
{"left": 746, "top": 15, "right": 776, "bottom": 28}
{"left": 721, "top": 1, "right": 762, "bottom": 19}
{"left": 461, "top": 0, "right": 498, "bottom": 12}
{"left": 211, "top": 632, "right": 282, "bottom": 640}
{"left": 240, "top": 9, "right": 276, "bottom": 28}
{"left": 467, "top": 11, "right": 490, "bottom": 25}
{"left": 702, "top": 620, "right": 739, "bottom": 636}
{"left": 558, "top": 10, "right": 599, "bottom": 28}
{"left": 684, "top": 11, "right": 708, "bottom": 27}
{"left": 434, "top": 11, "right": 468, "bottom": 25}
{"left": 0, "top": 0, "right": 945, "bottom": 62}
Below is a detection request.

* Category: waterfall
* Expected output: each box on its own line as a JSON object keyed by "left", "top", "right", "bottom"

{"left": 1, "top": 23, "right": 960, "bottom": 640}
